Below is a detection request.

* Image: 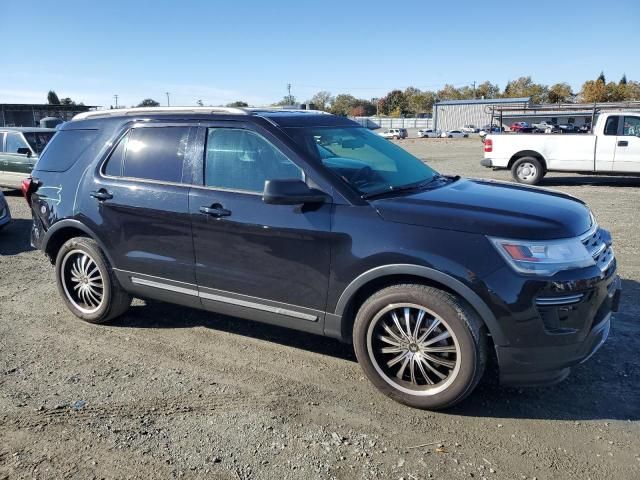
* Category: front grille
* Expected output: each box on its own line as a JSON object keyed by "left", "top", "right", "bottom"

{"left": 581, "top": 225, "right": 615, "bottom": 273}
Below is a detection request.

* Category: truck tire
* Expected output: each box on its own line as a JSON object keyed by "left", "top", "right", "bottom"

{"left": 353, "top": 284, "right": 487, "bottom": 410}
{"left": 511, "top": 156, "right": 545, "bottom": 185}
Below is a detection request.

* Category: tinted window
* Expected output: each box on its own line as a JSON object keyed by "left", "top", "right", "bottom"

{"left": 0, "top": 133, "right": 4, "bottom": 153}
{"left": 23, "top": 131, "right": 55, "bottom": 154}
{"left": 622, "top": 116, "right": 640, "bottom": 136}
{"left": 103, "top": 132, "right": 128, "bottom": 177}
{"left": 5, "top": 132, "right": 30, "bottom": 154}
{"left": 36, "top": 129, "right": 99, "bottom": 172}
{"left": 604, "top": 116, "right": 619, "bottom": 136}
{"left": 123, "top": 127, "right": 189, "bottom": 183}
{"left": 205, "top": 128, "right": 302, "bottom": 192}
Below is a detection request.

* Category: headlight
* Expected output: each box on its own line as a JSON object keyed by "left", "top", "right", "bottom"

{"left": 488, "top": 236, "right": 595, "bottom": 276}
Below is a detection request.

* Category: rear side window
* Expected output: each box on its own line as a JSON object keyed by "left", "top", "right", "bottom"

{"left": 0, "top": 133, "right": 4, "bottom": 152}
{"left": 603, "top": 116, "right": 619, "bottom": 136}
{"left": 36, "top": 129, "right": 99, "bottom": 172}
{"left": 121, "top": 127, "right": 189, "bottom": 183}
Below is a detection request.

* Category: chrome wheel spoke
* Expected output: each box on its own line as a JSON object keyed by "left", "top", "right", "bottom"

{"left": 417, "top": 318, "right": 441, "bottom": 344}
{"left": 418, "top": 355, "right": 447, "bottom": 380}
{"left": 387, "top": 352, "right": 408, "bottom": 368}
{"left": 409, "top": 356, "right": 417, "bottom": 385}
{"left": 382, "top": 322, "right": 405, "bottom": 344}
{"left": 412, "top": 309, "right": 425, "bottom": 341}
{"left": 390, "top": 312, "right": 408, "bottom": 341}
{"left": 422, "top": 330, "right": 451, "bottom": 347}
{"left": 403, "top": 307, "right": 412, "bottom": 337}
{"left": 379, "top": 334, "right": 403, "bottom": 347}
{"left": 423, "top": 345, "right": 457, "bottom": 353}
{"left": 416, "top": 356, "right": 434, "bottom": 385}
{"left": 424, "top": 353, "right": 456, "bottom": 369}
{"left": 395, "top": 355, "right": 410, "bottom": 379}
{"left": 381, "top": 346, "right": 405, "bottom": 354}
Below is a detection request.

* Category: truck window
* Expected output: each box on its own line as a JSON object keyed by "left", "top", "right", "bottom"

{"left": 622, "top": 116, "right": 640, "bottom": 137}
{"left": 604, "top": 116, "right": 619, "bottom": 136}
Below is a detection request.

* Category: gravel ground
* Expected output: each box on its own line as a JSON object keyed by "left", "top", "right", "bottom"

{"left": 1, "top": 137, "right": 639, "bottom": 480}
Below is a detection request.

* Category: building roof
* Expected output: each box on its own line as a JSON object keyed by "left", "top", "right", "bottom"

{"left": 435, "top": 97, "right": 530, "bottom": 106}
{"left": 0, "top": 103, "right": 98, "bottom": 109}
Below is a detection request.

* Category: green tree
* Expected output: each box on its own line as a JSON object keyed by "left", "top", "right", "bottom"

{"left": 547, "top": 83, "right": 573, "bottom": 103}
{"left": 47, "top": 90, "right": 60, "bottom": 105}
{"left": 475, "top": 81, "right": 501, "bottom": 99}
{"left": 59, "top": 97, "right": 77, "bottom": 105}
{"left": 404, "top": 87, "right": 436, "bottom": 115}
{"left": 196, "top": 99, "right": 204, "bottom": 106}
{"left": 381, "top": 90, "right": 408, "bottom": 116}
{"left": 329, "top": 94, "right": 358, "bottom": 116}
{"left": 597, "top": 71, "right": 606, "bottom": 83}
{"left": 503, "top": 77, "right": 547, "bottom": 103}
{"left": 436, "top": 84, "right": 463, "bottom": 100}
{"left": 350, "top": 99, "right": 376, "bottom": 116}
{"left": 273, "top": 96, "right": 297, "bottom": 106}
{"left": 226, "top": 101, "right": 248, "bottom": 107}
{"left": 309, "top": 91, "right": 334, "bottom": 111}
{"left": 620, "top": 74, "right": 627, "bottom": 85}
{"left": 137, "top": 98, "right": 160, "bottom": 107}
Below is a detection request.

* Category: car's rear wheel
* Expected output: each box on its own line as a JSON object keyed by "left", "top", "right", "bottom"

{"left": 55, "top": 237, "right": 131, "bottom": 323}
{"left": 353, "top": 284, "right": 487, "bottom": 410}
{"left": 511, "top": 156, "right": 545, "bottom": 185}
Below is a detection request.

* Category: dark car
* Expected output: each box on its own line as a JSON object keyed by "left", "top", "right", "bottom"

{"left": 0, "top": 191, "right": 11, "bottom": 229}
{"left": 25, "top": 107, "right": 621, "bottom": 410}
{"left": 0, "top": 127, "right": 56, "bottom": 189}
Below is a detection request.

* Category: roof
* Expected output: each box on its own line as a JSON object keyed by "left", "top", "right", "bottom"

{"left": 70, "top": 106, "right": 357, "bottom": 128}
{"left": 0, "top": 127, "right": 57, "bottom": 132}
{"left": 435, "top": 97, "right": 530, "bottom": 106}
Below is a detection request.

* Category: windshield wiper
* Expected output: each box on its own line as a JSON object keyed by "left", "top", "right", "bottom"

{"left": 361, "top": 175, "right": 446, "bottom": 200}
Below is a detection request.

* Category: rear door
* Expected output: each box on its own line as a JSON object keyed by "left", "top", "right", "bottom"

{"left": 83, "top": 122, "right": 199, "bottom": 305}
{"left": 188, "top": 122, "right": 332, "bottom": 333}
{"left": 613, "top": 115, "right": 640, "bottom": 173}
{"left": 594, "top": 115, "right": 620, "bottom": 172}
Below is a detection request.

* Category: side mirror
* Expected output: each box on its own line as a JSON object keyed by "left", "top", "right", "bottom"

{"left": 263, "top": 179, "right": 329, "bottom": 205}
{"left": 17, "top": 147, "right": 32, "bottom": 157}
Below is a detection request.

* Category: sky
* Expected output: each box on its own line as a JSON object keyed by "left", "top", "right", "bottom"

{"left": 2, "top": 0, "right": 639, "bottom": 108}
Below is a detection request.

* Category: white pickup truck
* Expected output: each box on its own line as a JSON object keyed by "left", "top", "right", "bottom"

{"left": 481, "top": 111, "right": 640, "bottom": 184}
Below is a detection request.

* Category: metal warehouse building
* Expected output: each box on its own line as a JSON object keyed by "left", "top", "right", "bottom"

{"left": 0, "top": 103, "right": 97, "bottom": 127}
{"left": 433, "top": 97, "right": 530, "bottom": 132}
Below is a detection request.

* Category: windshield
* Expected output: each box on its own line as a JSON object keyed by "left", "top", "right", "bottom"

{"left": 285, "top": 126, "right": 437, "bottom": 196}
{"left": 23, "top": 131, "right": 55, "bottom": 154}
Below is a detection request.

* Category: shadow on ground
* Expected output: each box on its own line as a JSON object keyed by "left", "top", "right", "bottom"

{"left": 0, "top": 219, "right": 34, "bottom": 255}
{"left": 110, "top": 278, "right": 639, "bottom": 422}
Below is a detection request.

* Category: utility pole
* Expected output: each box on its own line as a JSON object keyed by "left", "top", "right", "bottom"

{"left": 165, "top": 92, "right": 170, "bottom": 107}
{"left": 287, "top": 83, "right": 292, "bottom": 105}
{"left": 113, "top": 94, "right": 118, "bottom": 109}
{"left": 472, "top": 81, "right": 476, "bottom": 99}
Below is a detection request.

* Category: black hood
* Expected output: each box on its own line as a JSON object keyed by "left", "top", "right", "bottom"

{"left": 372, "top": 178, "right": 592, "bottom": 240}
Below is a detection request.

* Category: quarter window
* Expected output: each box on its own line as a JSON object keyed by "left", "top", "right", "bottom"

{"left": 104, "top": 132, "right": 128, "bottom": 177}
{"left": 5, "top": 132, "right": 30, "bottom": 154}
{"left": 204, "top": 128, "right": 302, "bottom": 193}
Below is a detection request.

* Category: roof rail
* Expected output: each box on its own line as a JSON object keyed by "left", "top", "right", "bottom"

{"left": 72, "top": 106, "right": 249, "bottom": 121}
{"left": 72, "top": 106, "right": 333, "bottom": 121}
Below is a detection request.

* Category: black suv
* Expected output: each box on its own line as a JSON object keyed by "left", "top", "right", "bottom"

{"left": 25, "top": 107, "right": 621, "bottom": 410}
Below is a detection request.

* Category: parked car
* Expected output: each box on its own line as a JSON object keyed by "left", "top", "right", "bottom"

{"left": 532, "top": 121, "right": 559, "bottom": 134}
{"left": 417, "top": 128, "right": 439, "bottom": 138}
{"left": 0, "top": 191, "right": 11, "bottom": 230}
{"left": 557, "top": 124, "right": 579, "bottom": 133}
{"left": 579, "top": 123, "right": 592, "bottom": 133}
{"left": 481, "top": 111, "right": 640, "bottom": 184}
{"left": 0, "top": 127, "right": 56, "bottom": 189}
{"left": 379, "top": 128, "right": 407, "bottom": 139}
{"left": 26, "top": 106, "right": 620, "bottom": 410}
{"left": 441, "top": 130, "right": 468, "bottom": 138}
{"left": 461, "top": 125, "right": 479, "bottom": 134}
{"left": 509, "top": 122, "right": 534, "bottom": 133}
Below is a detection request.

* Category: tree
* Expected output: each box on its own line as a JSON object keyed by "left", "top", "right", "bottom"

{"left": 475, "top": 81, "right": 500, "bottom": 99}
{"left": 330, "top": 94, "right": 358, "bottom": 116}
{"left": 597, "top": 71, "right": 606, "bottom": 83}
{"left": 503, "top": 77, "right": 547, "bottom": 103}
{"left": 620, "top": 74, "right": 627, "bottom": 85}
{"left": 580, "top": 80, "right": 608, "bottom": 103}
{"left": 350, "top": 99, "right": 376, "bottom": 116}
{"left": 137, "top": 98, "right": 160, "bottom": 107}
{"left": 436, "top": 84, "right": 464, "bottom": 101}
{"left": 273, "top": 96, "right": 297, "bottom": 106}
{"left": 404, "top": 87, "right": 436, "bottom": 115}
{"left": 622, "top": 81, "right": 640, "bottom": 100}
{"left": 547, "top": 83, "right": 573, "bottom": 103}
{"left": 47, "top": 90, "right": 60, "bottom": 105}
{"left": 380, "top": 90, "right": 408, "bottom": 116}
{"left": 60, "top": 97, "right": 77, "bottom": 106}
{"left": 227, "top": 101, "right": 248, "bottom": 107}
{"left": 196, "top": 99, "right": 204, "bottom": 106}
{"left": 309, "top": 91, "right": 334, "bottom": 111}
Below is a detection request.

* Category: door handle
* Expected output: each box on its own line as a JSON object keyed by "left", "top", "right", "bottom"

{"left": 618, "top": 140, "right": 629, "bottom": 147}
{"left": 200, "top": 204, "right": 231, "bottom": 218}
{"left": 90, "top": 189, "right": 113, "bottom": 201}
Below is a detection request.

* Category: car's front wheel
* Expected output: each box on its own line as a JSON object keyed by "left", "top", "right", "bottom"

{"left": 353, "top": 284, "right": 487, "bottom": 410}
{"left": 55, "top": 237, "right": 131, "bottom": 323}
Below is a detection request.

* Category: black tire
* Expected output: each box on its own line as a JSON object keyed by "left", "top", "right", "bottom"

{"left": 353, "top": 284, "right": 487, "bottom": 410}
{"left": 55, "top": 237, "right": 131, "bottom": 324}
{"left": 448, "top": 135, "right": 453, "bottom": 138}
{"left": 511, "top": 156, "right": 545, "bottom": 185}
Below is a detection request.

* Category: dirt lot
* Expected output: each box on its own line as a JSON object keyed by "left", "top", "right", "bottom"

{"left": 1, "top": 137, "right": 639, "bottom": 480}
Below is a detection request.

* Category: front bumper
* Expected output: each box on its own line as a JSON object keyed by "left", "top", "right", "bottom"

{"left": 480, "top": 158, "right": 493, "bottom": 167}
{"left": 494, "top": 274, "right": 621, "bottom": 387}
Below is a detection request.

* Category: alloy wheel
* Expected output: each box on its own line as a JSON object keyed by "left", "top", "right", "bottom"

{"left": 60, "top": 249, "right": 105, "bottom": 314}
{"left": 366, "top": 303, "right": 461, "bottom": 396}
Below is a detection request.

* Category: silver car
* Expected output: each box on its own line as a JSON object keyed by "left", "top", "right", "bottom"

{"left": 0, "top": 191, "right": 11, "bottom": 230}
